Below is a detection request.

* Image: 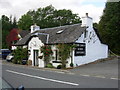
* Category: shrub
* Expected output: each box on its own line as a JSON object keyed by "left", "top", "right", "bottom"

{"left": 57, "top": 65, "right": 62, "bottom": 69}
{"left": 70, "top": 63, "right": 74, "bottom": 67}
{"left": 12, "top": 47, "right": 28, "bottom": 64}
{"left": 46, "top": 63, "right": 54, "bottom": 68}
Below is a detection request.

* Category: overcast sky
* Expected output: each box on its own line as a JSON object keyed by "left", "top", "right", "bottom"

{"left": 0, "top": 0, "right": 108, "bottom": 23}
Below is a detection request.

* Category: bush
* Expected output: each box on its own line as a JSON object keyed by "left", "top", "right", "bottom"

{"left": 46, "top": 63, "right": 54, "bottom": 68}
{"left": 13, "top": 47, "right": 28, "bottom": 64}
{"left": 57, "top": 65, "right": 62, "bottom": 69}
{"left": 70, "top": 63, "right": 74, "bottom": 67}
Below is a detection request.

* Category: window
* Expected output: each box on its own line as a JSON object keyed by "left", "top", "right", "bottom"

{"left": 56, "top": 30, "right": 64, "bottom": 34}
{"left": 74, "top": 43, "right": 86, "bottom": 56}
{"left": 84, "top": 30, "right": 88, "bottom": 38}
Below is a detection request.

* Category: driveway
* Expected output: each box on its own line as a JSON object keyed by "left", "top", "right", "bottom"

{"left": 68, "top": 57, "right": 119, "bottom": 79}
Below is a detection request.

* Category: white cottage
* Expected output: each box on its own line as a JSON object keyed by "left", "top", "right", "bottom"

{"left": 14, "top": 13, "right": 108, "bottom": 68}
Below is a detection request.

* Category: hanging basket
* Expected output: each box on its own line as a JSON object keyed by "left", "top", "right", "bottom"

{"left": 38, "top": 56, "right": 43, "bottom": 59}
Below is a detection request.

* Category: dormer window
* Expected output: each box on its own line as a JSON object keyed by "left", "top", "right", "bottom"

{"left": 56, "top": 30, "right": 64, "bottom": 34}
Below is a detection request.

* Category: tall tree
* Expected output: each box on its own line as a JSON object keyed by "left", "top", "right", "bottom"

{"left": 2, "top": 15, "right": 19, "bottom": 49}
{"left": 98, "top": 2, "right": 120, "bottom": 55}
{"left": 18, "top": 5, "right": 81, "bottom": 30}
{"left": 2, "top": 15, "right": 12, "bottom": 48}
{"left": 12, "top": 17, "right": 18, "bottom": 28}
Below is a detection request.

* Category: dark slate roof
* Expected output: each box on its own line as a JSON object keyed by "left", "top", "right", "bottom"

{"left": 19, "top": 30, "right": 30, "bottom": 38}
{"left": 15, "top": 33, "right": 31, "bottom": 46}
{"left": 93, "top": 27, "right": 104, "bottom": 44}
{"left": 15, "top": 23, "right": 86, "bottom": 45}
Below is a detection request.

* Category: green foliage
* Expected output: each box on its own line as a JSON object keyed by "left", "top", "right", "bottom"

{"left": 70, "top": 63, "right": 74, "bottom": 67}
{"left": 18, "top": 14, "right": 33, "bottom": 30}
{"left": 12, "top": 47, "right": 28, "bottom": 64}
{"left": 98, "top": 2, "right": 120, "bottom": 55}
{"left": 57, "top": 44, "right": 75, "bottom": 69}
{"left": 93, "top": 23, "right": 98, "bottom": 29}
{"left": 46, "top": 63, "right": 54, "bottom": 68}
{"left": 18, "top": 5, "right": 81, "bottom": 30}
{"left": 1, "top": 15, "right": 18, "bottom": 49}
{"left": 40, "top": 45, "right": 53, "bottom": 66}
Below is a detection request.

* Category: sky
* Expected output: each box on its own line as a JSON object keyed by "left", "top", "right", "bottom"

{"left": 0, "top": 0, "right": 108, "bottom": 23}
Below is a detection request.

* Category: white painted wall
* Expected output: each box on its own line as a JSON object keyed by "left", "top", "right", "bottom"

{"left": 73, "top": 13, "right": 108, "bottom": 67}
{"left": 28, "top": 37, "right": 44, "bottom": 67}
{"left": 74, "top": 27, "right": 108, "bottom": 67}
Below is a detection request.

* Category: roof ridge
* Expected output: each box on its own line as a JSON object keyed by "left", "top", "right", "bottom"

{"left": 33, "top": 23, "right": 82, "bottom": 32}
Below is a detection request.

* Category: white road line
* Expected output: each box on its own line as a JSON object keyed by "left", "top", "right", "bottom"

{"left": 6, "top": 70, "right": 79, "bottom": 86}
{"left": 93, "top": 76, "right": 106, "bottom": 78}
{"left": 80, "top": 74, "right": 90, "bottom": 77}
{"left": 110, "top": 78, "right": 118, "bottom": 80}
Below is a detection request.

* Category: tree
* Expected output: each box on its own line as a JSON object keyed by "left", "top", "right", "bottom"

{"left": 2, "top": 15, "right": 12, "bottom": 49}
{"left": 2, "top": 15, "right": 19, "bottom": 49}
{"left": 98, "top": 2, "right": 120, "bottom": 55}
{"left": 18, "top": 14, "right": 33, "bottom": 30}
{"left": 18, "top": 5, "right": 81, "bottom": 30}
{"left": 6, "top": 28, "right": 20, "bottom": 49}
{"left": 12, "top": 17, "right": 18, "bottom": 28}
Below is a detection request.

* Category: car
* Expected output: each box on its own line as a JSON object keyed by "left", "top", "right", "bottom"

{"left": 6, "top": 53, "right": 14, "bottom": 62}
{"left": 22, "top": 59, "right": 28, "bottom": 65}
{"left": 0, "top": 49, "right": 11, "bottom": 59}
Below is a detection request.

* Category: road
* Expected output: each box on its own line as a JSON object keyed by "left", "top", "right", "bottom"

{"left": 69, "top": 58, "right": 118, "bottom": 79}
{"left": 2, "top": 63, "right": 118, "bottom": 88}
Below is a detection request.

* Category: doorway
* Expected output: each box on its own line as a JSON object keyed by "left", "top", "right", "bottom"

{"left": 33, "top": 50, "right": 39, "bottom": 66}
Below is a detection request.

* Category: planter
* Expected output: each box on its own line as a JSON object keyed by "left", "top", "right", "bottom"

{"left": 38, "top": 56, "right": 43, "bottom": 59}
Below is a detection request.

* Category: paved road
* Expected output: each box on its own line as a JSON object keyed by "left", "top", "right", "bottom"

{"left": 69, "top": 58, "right": 119, "bottom": 79}
{"left": 2, "top": 63, "right": 118, "bottom": 88}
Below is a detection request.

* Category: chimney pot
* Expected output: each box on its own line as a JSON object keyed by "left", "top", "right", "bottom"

{"left": 86, "top": 13, "right": 88, "bottom": 17}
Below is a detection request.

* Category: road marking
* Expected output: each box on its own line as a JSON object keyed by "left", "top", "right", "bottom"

{"left": 93, "top": 76, "right": 106, "bottom": 78}
{"left": 6, "top": 70, "right": 79, "bottom": 86}
{"left": 80, "top": 74, "right": 90, "bottom": 77}
{"left": 110, "top": 78, "right": 118, "bottom": 80}
{"left": 55, "top": 71, "right": 65, "bottom": 74}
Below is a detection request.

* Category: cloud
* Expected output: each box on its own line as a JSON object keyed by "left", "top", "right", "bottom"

{"left": 0, "top": 0, "right": 105, "bottom": 23}
{"left": 0, "top": 0, "right": 12, "bottom": 8}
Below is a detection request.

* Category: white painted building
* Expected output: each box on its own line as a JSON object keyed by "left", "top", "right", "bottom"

{"left": 14, "top": 13, "right": 108, "bottom": 68}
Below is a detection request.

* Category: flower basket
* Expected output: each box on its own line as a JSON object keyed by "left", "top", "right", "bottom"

{"left": 38, "top": 56, "right": 43, "bottom": 59}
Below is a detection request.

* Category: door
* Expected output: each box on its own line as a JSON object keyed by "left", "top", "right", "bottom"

{"left": 33, "top": 50, "right": 39, "bottom": 66}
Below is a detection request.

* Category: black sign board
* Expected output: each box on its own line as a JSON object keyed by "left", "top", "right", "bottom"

{"left": 75, "top": 43, "right": 86, "bottom": 56}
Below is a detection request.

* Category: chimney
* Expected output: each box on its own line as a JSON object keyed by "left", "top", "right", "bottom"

{"left": 30, "top": 24, "right": 40, "bottom": 33}
{"left": 81, "top": 13, "right": 93, "bottom": 28}
{"left": 86, "top": 13, "right": 88, "bottom": 17}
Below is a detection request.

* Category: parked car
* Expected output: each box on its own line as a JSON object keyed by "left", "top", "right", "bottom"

{"left": 0, "top": 49, "right": 11, "bottom": 59}
{"left": 22, "top": 59, "right": 28, "bottom": 65}
{"left": 6, "top": 53, "right": 14, "bottom": 62}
